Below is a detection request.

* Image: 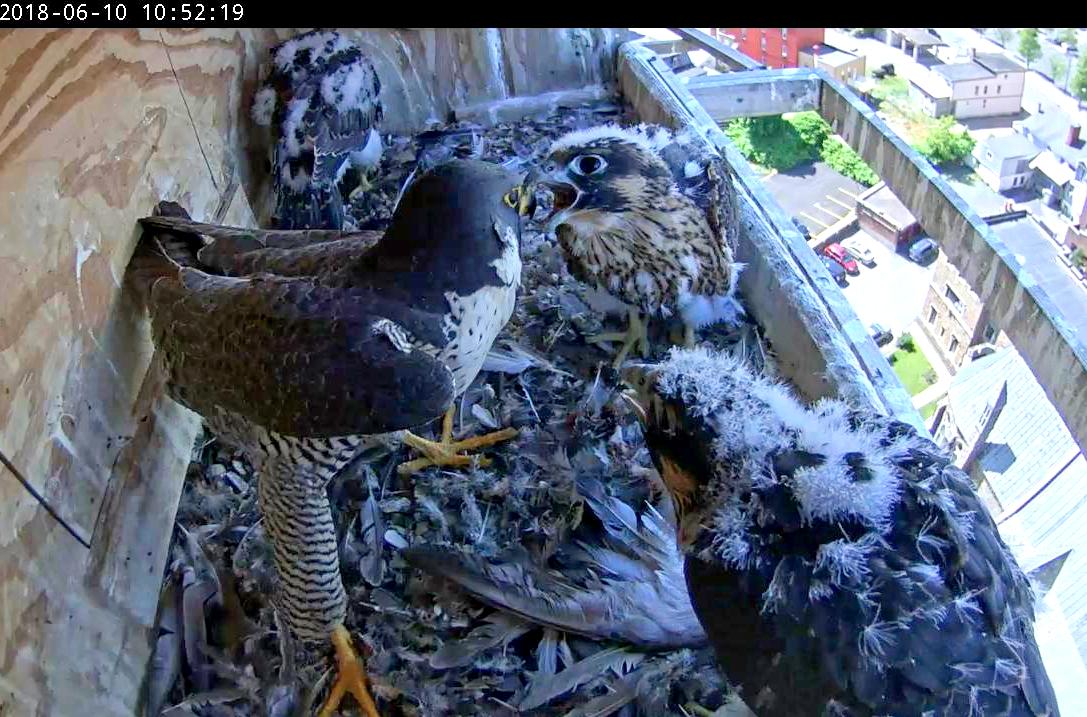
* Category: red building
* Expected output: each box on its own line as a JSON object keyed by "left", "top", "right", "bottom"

{"left": 712, "top": 28, "right": 826, "bottom": 69}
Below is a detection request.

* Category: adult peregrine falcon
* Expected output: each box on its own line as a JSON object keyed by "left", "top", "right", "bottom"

{"left": 128, "top": 160, "right": 531, "bottom": 717}
{"left": 622, "top": 348, "right": 1060, "bottom": 716}
{"left": 523, "top": 124, "right": 743, "bottom": 367}
{"left": 251, "top": 29, "right": 384, "bottom": 230}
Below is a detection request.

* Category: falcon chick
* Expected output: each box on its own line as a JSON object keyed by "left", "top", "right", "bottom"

{"left": 622, "top": 348, "right": 1060, "bottom": 717}
{"left": 524, "top": 125, "right": 743, "bottom": 367}
{"left": 252, "top": 29, "right": 384, "bottom": 230}
{"left": 128, "top": 159, "right": 531, "bottom": 717}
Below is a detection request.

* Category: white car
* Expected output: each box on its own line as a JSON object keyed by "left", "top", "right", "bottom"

{"left": 842, "top": 237, "right": 876, "bottom": 267}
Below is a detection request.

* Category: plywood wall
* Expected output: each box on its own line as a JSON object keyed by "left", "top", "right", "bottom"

{"left": 0, "top": 28, "right": 622, "bottom": 716}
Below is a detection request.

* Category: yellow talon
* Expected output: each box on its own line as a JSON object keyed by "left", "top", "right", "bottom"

{"left": 396, "top": 406, "right": 518, "bottom": 476}
{"left": 318, "top": 624, "right": 380, "bottom": 717}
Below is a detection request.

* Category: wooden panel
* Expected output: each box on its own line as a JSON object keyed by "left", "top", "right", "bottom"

{"left": 0, "top": 28, "right": 624, "bottom": 716}
{"left": 0, "top": 28, "right": 251, "bottom": 717}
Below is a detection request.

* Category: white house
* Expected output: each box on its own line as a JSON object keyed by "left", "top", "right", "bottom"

{"left": 970, "top": 133, "right": 1040, "bottom": 192}
{"left": 929, "top": 52, "right": 1026, "bottom": 119}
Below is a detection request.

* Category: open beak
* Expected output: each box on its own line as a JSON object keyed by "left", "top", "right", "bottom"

{"left": 520, "top": 165, "right": 580, "bottom": 229}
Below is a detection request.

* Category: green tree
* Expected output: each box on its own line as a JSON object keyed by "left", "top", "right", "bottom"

{"left": 1019, "top": 28, "right": 1042, "bottom": 68}
{"left": 1050, "top": 55, "right": 1069, "bottom": 86}
{"left": 994, "top": 28, "right": 1013, "bottom": 47}
{"left": 1058, "top": 28, "right": 1078, "bottom": 50}
{"left": 1072, "top": 247, "right": 1086, "bottom": 269}
{"left": 787, "top": 111, "right": 830, "bottom": 148}
{"left": 914, "top": 116, "right": 976, "bottom": 167}
{"left": 1072, "top": 54, "right": 1087, "bottom": 103}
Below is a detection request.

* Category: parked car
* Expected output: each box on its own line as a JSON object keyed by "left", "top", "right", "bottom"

{"left": 823, "top": 242, "right": 860, "bottom": 275}
{"left": 821, "top": 255, "right": 848, "bottom": 286}
{"left": 841, "top": 236, "right": 876, "bottom": 267}
{"left": 908, "top": 236, "right": 939, "bottom": 265}
{"left": 793, "top": 218, "right": 811, "bottom": 240}
{"left": 870, "top": 323, "right": 893, "bottom": 347}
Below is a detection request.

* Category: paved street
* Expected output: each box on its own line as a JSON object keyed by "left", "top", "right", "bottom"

{"left": 835, "top": 228, "right": 937, "bottom": 337}
{"left": 762, "top": 161, "right": 865, "bottom": 233}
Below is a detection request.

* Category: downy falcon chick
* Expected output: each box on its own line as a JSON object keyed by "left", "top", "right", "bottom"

{"left": 622, "top": 348, "right": 1060, "bottom": 717}
{"left": 251, "top": 29, "right": 384, "bottom": 230}
{"left": 128, "top": 160, "right": 532, "bottom": 717}
{"left": 524, "top": 124, "right": 743, "bottom": 368}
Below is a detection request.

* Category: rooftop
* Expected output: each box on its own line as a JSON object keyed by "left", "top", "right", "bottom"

{"left": 801, "top": 44, "right": 860, "bottom": 68}
{"left": 949, "top": 346, "right": 1081, "bottom": 510}
{"left": 974, "top": 52, "right": 1027, "bottom": 75}
{"left": 1019, "top": 108, "right": 1087, "bottom": 167}
{"left": 932, "top": 61, "right": 994, "bottom": 83}
{"left": 978, "top": 133, "right": 1041, "bottom": 162}
{"left": 909, "top": 70, "right": 952, "bottom": 99}
{"left": 948, "top": 346, "right": 1087, "bottom": 661}
{"left": 887, "top": 28, "right": 945, "bottom": 47}
{"left": 857, "top": 181, "right": 918, "bottom": 228}
{"left": 985, "top": 211, "right": 1087, "bottom": 346}
{"left": 1031, "top": 150, "right": 1077, "bottom": 186}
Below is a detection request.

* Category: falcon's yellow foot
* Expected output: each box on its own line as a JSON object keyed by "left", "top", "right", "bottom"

{"left": 667, "top": 323, "right": 698, "bottom": 349}
{"left": 586, "top": 309, "right": 650, "bottom": 368}
{"left": 348, "top": 174, "right": 374, "bottom": 201}
{"left": 397, "top": 407, "right": 518, "bottom": 476}
{"left": 318, "top": 624, "right": 380, "bottom": 717}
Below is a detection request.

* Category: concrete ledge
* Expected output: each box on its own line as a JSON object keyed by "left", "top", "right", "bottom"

{"left": 452, "top": 85, "right": 613, "bottom": 126}
{"left": 668, "top": 28, "right": 765, "bottom": 71}
{"left": 687, "top": 69, "right": 823, "bottom": 120}
{"left": 617, "top": 42, "right": 922, "bottom": 431}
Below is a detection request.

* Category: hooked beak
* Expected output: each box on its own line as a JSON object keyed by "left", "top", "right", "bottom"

{"left": 521, "top": 164, "right": 581, "bottom": 230}
{"left": 620, "top": 363, "right": 658, "bottom": 426}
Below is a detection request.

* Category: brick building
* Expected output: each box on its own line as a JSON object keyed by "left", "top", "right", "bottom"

{"left": 712, "top": 28, "right": 825, "bottom": 69}
{"left": 855, "top": 181, "right": 921, "bottom": 250}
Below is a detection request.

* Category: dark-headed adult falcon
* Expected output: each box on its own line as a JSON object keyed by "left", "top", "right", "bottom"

{"left": 523, "top": 124, "right": 744, "bottom": 367}
{"left": 621, "top": 347, "right": 1060, "bottom": 716}
{"left": 127, "top": 160, "right": 533, "bottom": 717}
{"left": 251, "top": 29, "right": 384, "bottom": 230}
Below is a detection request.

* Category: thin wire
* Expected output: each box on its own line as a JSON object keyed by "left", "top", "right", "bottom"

{"left": 0, "top": 447, "right": 91, "bottom": 549}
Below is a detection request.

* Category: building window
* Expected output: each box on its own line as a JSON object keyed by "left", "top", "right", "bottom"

{"left": 984, "top": 85, "right": 989, "bottom": 95}
{"left": 929, "top": 307, "right": 938, "bottom": 323}
{"left": 949, "top": 337, "right": 960, "bottom": 353}
{"left": 975, "top": 86, "right": 980, "bottom": 96}
{"left": 997, "top": 84, "right": 1002, "bottom": 94}
{"left": 741, "top": 29, "right": 748, "bottom": 40}
{"left": 781, "top": 28, "right": 788, "bottom": 39}
{"left": 945, "top": 286, "right": 963, "bottom": 313}
{"left": 761, "top": 36, "right": 767, "bottom": 50}
{"left": 983, "top": 324, "right": 997, "bottom": 343}
{"left": 983, "top": 99, "right": 987, "bottom": 108}
{"left": 782, "top": 46, "right": 788, "bottom": 58}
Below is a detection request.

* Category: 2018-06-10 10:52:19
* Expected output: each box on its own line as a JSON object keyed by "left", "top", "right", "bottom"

{"left": 143, "top": 3, "right": 245, "bottom": 21}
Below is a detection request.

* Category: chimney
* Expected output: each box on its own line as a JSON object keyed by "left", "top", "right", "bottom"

{"left": 968, "top": 47, "right": 976, "bottom": 60}
{"left": 1069, "top": 123, "right": 1082, "bottom": 147}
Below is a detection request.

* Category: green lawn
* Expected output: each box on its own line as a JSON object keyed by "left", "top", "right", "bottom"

{"left": 920, "top": 401, "right": 939, "bottom": 420}
{"left": 890, "top": 345, "right": 938, "bottom": 396}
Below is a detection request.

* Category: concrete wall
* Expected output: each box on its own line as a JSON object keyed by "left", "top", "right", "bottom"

{"left": 949, "top": 73, "right": 1024, "bottom": 101}
{"left": 0, "top": 27, "right": 624, "bottom": 717}
{"left": 955, "top": 94, "right": 1023, "bottom": 119}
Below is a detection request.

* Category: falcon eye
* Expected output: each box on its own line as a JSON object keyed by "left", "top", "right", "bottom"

{"left": 503, "top": 188, "right": 520, "bottom": 208}
{"left": 569, "top": 154, "right": 607, "bottom": 177}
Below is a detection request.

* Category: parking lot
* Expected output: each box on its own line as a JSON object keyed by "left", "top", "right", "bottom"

{"left": 832, "top": 229, "right": 937, "bottom": 340}
{"left": 763, "top": 161, "right": 866, "bottom": 235}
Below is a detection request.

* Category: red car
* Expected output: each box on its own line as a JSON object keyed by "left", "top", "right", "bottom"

{"left": 823, "top": 243, "right": 860, "bottom": 275}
